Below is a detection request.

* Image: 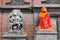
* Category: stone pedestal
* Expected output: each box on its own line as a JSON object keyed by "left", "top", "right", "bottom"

{"left": 2, "top": 33, "right": 27, "bottom": 40}
{"left": 34, "top": 30, "right": 57, "bottom": 40}
{"left": 35, "top": 34, "right": 57, "bottom": 40}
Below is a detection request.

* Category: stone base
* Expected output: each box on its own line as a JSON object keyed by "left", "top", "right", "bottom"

{"left": 2, "top": 33, "right": 27, "bottom": 40}
{"left": 2, "top": 38, "right": 26, "bottom": 40}
{"left": 36, "top": 30, "right": 57, "bottom": 34}
{"left": 35, "top": 30, "right": 57, "bottom": 40}
{"left": 35, "top": 35, "right": 57, "bottom": 40}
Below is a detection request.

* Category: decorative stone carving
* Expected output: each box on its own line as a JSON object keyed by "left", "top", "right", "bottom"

{"left": 11, "top": 0, "right": 24, "bottom": 5}
{"left": 41, "top": 0, "right": 60, "bottom": 4}
{"left": 8, "top": 9, "right": 24, "bottom": 33}
{"left": 6, "top": 0, "right": 24, "bottom": 5}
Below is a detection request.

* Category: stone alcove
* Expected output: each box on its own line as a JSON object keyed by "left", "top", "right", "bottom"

{"left": 2, "top": 9, "right": 27, "bottom": 40}
{"left": 33, "top": 7, "right": 60, "bottom": 40}
{"left": 1, "top": 9, "right": 34, "bottom": 40}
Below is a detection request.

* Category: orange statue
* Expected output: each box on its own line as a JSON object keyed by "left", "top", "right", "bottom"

{"left": 36, "top": 7, "right": 54, "bottom": 30}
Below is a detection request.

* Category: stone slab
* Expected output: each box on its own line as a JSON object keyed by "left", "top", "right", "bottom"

{"left": 3, "top": 38, "right": 26, "bottom": 40}
{"left": 2, "top": 33, "right": 27, "bottom": 40}
{"left": 2, "top": 33, "right": 27, "bottom": 38}
{"left": 35, "top": 35, "right": 57, "bottom": 40}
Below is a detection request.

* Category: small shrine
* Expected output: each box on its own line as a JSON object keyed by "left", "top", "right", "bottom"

{"left": 34, "top": 7, "right": 57, "bottom": 40}
{"left": 2, "top": 9, "right": 27, "bottom": 40}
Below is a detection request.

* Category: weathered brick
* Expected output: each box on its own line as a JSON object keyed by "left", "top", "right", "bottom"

{"left": 2, "top": 13, "right": 9, "bottom": 34}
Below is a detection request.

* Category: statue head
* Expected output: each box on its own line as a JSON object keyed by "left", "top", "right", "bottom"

{"left": 41, "top": 7, "right": 47, "bottom": 13}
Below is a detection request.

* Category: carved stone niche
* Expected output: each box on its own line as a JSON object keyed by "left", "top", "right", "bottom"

{"left": 6, "top": 0, "right": 24, "bottom": 5}
{"left": 41, "top": 0, "right": 60, "bottom": 4}
{"left": 6, "top": 0, "right": 30, "bottom": 5}
{"left": 2, "top": 9, "right": 27, "bottom": 40}
{"left": 34, "top": 8, "right": 58, "bottom": 40}
{"left": 11, "top": 0, "right": 24, "bottom": 5}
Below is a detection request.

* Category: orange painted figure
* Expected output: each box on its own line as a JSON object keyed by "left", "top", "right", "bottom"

{"left": 36, "top": 7, "right": 54, "bottom": 30}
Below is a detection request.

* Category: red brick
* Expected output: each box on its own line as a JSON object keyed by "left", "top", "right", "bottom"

{"left": 34, "top": 0, "right": 47, "bottom": 6}
{"left": 23, "top": 13, "right": 34, "bottom": 35}
{"left": 2, "top": 13, "right": 9, "bottom": 34}
{"left": 0, "top": 0, "right": 2, "bottom": 7}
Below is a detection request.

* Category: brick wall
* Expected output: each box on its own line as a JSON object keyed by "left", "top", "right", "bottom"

{"left": 33, "top": 0, "right": 46, "bottom": 6}
{"left": 2, "top": 13, "right": 9, "bottom": 34}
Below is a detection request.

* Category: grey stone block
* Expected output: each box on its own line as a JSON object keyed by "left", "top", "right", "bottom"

{"left": 35, "top": 35, "right": 57, "bottom": 40}
{"left": 2, "top": 33, "right": 27, "bottom": 40}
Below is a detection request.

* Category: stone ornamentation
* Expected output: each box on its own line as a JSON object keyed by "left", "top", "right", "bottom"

{"left": 8, "top": 9, "right": 24, "bottom": 33}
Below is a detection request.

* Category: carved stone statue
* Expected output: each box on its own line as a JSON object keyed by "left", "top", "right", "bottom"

{"left": 36, "top": 7, "right": 54, "bottom": 30}
{"left": 8, "top": 9, "right": 24, "bottom": 33}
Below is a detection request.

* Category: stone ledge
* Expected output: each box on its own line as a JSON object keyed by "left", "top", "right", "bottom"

{"left": 2, "top": 33, "right": 27, "bottom": 38}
